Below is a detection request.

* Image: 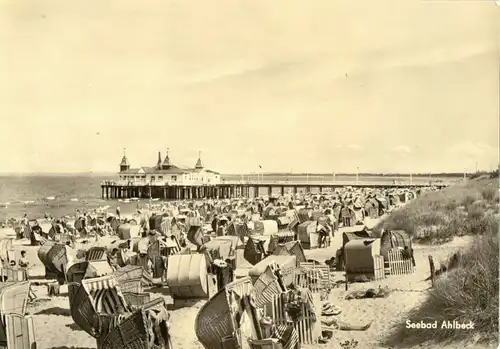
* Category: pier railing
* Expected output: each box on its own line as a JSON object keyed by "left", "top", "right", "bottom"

{"left": 102, "top": 179, "right": 445, "bottom": 187}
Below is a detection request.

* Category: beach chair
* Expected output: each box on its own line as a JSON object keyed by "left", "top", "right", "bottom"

{"left": 387, "top": 248, "right": 415, "bottom": 275}
{"left": 296, "top": 262, "right": 333, "bottom": 294}
{"left": 66, "top": 261, "right": 115, "bottom": 284}
{"left": 195, "top": 277, "right": 262, "bottom": 349}
{"left": 68, "top": 275, "right": 171, "bottom": 348}
{"left": 268, "top": 288, "right": 322, "bottom": 346}
{"left": 112, "top": 265, "right": 153, "bottom": 293}
{"left": 0, "top": 267, "right": 28, "bottom": 283}
{"left": 0, "top": 281, "right": 37, "bottom": 349}
{"left": 161, "top": 236, "right": 181, "bottom": 256}
{"left": 86, "top": 247, "right": 108, "bottom": 261}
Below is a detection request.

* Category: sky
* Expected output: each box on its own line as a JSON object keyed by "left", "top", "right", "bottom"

{"left": 0, "top": 0, "right": 498, "bottom": 174}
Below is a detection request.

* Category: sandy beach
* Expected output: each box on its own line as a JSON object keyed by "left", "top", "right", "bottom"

{"left": 2, "top": 217, "right": 489, "bottom": 349}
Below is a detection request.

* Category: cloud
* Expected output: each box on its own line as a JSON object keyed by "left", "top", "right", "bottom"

{"left": 392, "top": 145, "right": 412, "bottom": 154}
{"left": 347, "top": 144, "right": 363, "bottom": 151}
{"left": 447, "top": 141, "right": 496, "bottom": 157}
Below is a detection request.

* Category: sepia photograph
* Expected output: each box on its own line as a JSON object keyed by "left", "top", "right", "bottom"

{"left": 0, "top": 0, "right": 498, "bottom": 348}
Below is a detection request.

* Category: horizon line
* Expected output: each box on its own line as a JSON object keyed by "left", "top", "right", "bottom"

{"left": 0, "top": 171, "right": 490, "bottom": 176}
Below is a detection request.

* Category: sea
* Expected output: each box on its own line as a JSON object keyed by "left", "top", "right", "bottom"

{"left": 0, "top": 173, "right": 458, "bottom": 221}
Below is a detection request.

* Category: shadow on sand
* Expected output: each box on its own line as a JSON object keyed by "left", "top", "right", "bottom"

{"left": 147, "top": 285, "right": 170, "bottom": 296}
{"left": 49, "top": 347, "right": 94, "bottom": 349}
{"left": 65, "top": 323, "right": 84, "bottom": 332}
{"left": 34, "top": 307, "right": 70, "bottom": 317}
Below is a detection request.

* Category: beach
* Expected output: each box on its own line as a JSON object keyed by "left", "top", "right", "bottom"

{"left": 2, "top": 216, "right": 488, "bottom": 349}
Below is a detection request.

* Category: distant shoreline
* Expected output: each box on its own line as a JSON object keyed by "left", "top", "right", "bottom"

{"left": 0, "top": 172, "right": 467, "bottom": 178}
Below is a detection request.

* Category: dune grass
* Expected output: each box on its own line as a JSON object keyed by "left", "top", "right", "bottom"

{"left": 373, "top": 178, "right": 499, "bottom": 244}
{"left": 378, "top": 178, "right": 499, "bottom": 347}
{"left": 382, "top": 232, "right": 499, "bottom": 347}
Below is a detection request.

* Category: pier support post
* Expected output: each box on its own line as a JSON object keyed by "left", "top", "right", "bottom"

{"left": 267, "top": 186, "right": 272, "bottom": 197}
{"left": 280, "top": 186, "right": 285, "bottom": 197}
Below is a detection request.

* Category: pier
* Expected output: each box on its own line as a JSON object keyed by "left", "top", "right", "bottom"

{"left": 100, "top": 180, "right": 448, "bottom": 200}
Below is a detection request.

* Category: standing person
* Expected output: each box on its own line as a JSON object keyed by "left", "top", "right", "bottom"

{"left": 21, "top": 213, "right": 28, "bottom": 225}
{"left": 316, "top": 219, "right": 331, "bottom": 249}
{"left": 116, "top": 205, "right": 121, "bottom": 219}
{"left": 18, "top": 250, "right": 31, "bottom": 280}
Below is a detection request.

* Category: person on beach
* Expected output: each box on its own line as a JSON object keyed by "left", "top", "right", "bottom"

{"left": 18, "top": 250, "right": 32, "bottom": 280}
{"left": 316, "top": 219, "right": 331, "bottom": 248}
{"left": 216, "top": 218, "right": 228, "bottom": 236}
{"left": 108, "top": 248, "right": 120, "bottom": 271}
{"left": 18, "top": 250, "right": 29, "bottom": 268}
{"left": 116, "top": 205, "right": 121, "bottom": 218}
{"left": 21, "top": 213, "right": 28, "bottom": 226}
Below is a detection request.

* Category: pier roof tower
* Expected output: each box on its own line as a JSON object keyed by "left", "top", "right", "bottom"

{"left": 194, "top": 151, "right": 204, "bottom": 169}
{"left": 156, "top": 151, "right": 162, "bottom": 169}
{"left": 162, "top": 148, "right": 171, "bottom": 169}
{"left": 119, "top": 148, "right": 130, "bottom": 172}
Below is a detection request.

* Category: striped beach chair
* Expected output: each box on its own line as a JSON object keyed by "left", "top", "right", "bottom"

{"left": 269, "top": 289, "right": 321, "bottom": 346}
{"left": 297, "top": 262, "right": 333, "bottom": 293}
{"left": 388, "top": 249, "right": 415, "bottom": 275}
